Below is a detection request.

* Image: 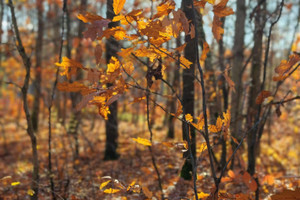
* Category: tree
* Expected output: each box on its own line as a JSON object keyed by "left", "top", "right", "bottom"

{"left": 230, "top": 0, "right": 246, "bottom": 168}
{"left": 31, "top": 0, "right": 44, "bottom": 132}
{"left": 104, "top": 0, "right": 120, "bottom": 160}
{"left": 180, "top": 0, "right": 196, "bottom": 180}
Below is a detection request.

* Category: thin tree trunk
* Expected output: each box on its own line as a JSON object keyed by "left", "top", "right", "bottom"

{"left": 104, "top": 0, "right": 120, "bottom": 160}
{"left": 8, "top": 1, "right": 39, "bottom": 199}
{"left": 167, "top": 38, "right": 180, "bottom": 139}
{"left": 230, "top": 0, "right": 246, "bottom": 169}
{"left": 247, "top": 0, "right": 265, "bottom": 177}
{"left": 31, "top": 0, "right": 44, "bottom": 132}
{"left": 218, "top": 18, "right": 228, "bottom": 170}
{"left": 180, "top": 0, "right": 196, "bottom": 180}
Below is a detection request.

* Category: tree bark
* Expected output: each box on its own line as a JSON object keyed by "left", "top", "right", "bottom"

{"left": 230, "top": 0, "right": 246, "bottom": 169}
{"left": 8, "top": 1, "right": 39, "bottom": 199}
{"left": 104, "top": 0, "right": 120, "bottom": 160}
{"left": 247, "top": 0, "right": 266, "bottom": 176}
{"left": 180, "top": 0, "right": 196, "bottom": 180}
{"left": 31, "top": 0, "right": 44, "bottom": 132}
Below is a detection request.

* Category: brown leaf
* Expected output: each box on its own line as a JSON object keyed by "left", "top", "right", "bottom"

{"left": 212, "top": 16, "right": 224, "bottom": 41}
{"left": 94, "top": 44, "right": 103, "bottom": 64}
{"left": 255, "top": 90, "right": 271, "bottom": 104}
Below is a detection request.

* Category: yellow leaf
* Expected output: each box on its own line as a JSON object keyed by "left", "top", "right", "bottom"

{"left": 132, "top": 137, "right": 152, "bottom": 146}
{"left": 100, "top": 180, "right": 111, "bottom": 190}
{"left": 107, "top": 57, "right": 120, "bottom": 73}
{"left": 216, "top": 116, "right": 222, "bottom": 130}
{"left": 113, "top": 0, "right": 126, "bottom": 15}
{"left": 197, "top": 192, "right": 210, "bottom": 198}
{"left": 27, "top": 189, "right": 35, "bottom": 196}
{"left": 185, "top": 114, "right": 193, "bottom": 123}
{"left": 11, "top": 182, "right": 20, "bottom": 186}
{"left": 103, "top": 188, "right": 120, "bottom": 194}
{"left": 205, "top": 0, "right": 215, "bottom": 4}
{"left": 198, "top": 143, "right": 207, "bottom": 153}
{"left": 180, "top": 56, "right": 192, "bottom": 69}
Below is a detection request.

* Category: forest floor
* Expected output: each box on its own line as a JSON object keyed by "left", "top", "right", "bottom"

{"left": 0, "top": 110, "right": 299, "bottom": 200}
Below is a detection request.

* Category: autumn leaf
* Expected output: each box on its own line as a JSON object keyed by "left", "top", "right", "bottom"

{"left": 132, "top": 137, "right": 152, "bottom": 146}
{"left": 191, "top": 113, "right": 204, "bottom": 130}
{"left": 212, "top": 16, "right": 224, "bottom": 41}
{"left": 100, "top": 180, "right": 111, "bottom": 190}
{"left": 77, "top": 12, "right": 106, "bottom": 23}
{"left": 196, "top": 192, "right": 210, "bottom": 199}
{"left": 256, "top": 90, "right": 271, "bottom": 104}
{"left": 171, "top": 100, "right": 183, "bottom": 118}
{"left": 11, "top": 182, "right": 20, "bottom": 186}
{"left": 213, "top": 0, "right": 234, "bottom": 17}
{"left": 113, "top": 0, "right": 126, "bottom": 15}
{"left": 55, "top": 57, "right": 84, "bottom": 79}
{"left": 153, "top": 0, "right": 175, "bottom": 19}
{"left": 83, "top": 20, "right": 110, "bottom": 41}
{"left": 122, "top": 61, "right": 134, "bottom": 75}
{"left": 209, "top": 116, "right": 222, "bottom": 133}
{"left": 27, "top": 189, "right": 35, "bottom": 196}
{"left": 103, "top": 188, "right": 120, "bottom": 194}
{"left": 174, "top": 43, "right": 187, "bottom": 52}
{"left": 185, "top": 113, "right": 193, "bottom": 123}
{"left": 273, "top": 53, "right": 300, "bottom": 81}
{"left": 262, "top": 175, "right": 275, "bottom": 186}
{"left": 200, "top": 41, "right": 210, "bottom": 66}
{"left": 107, "top": 56, "right": 120, "bottom": 73}
{"left": 180, "top": 56, "right": 192, "bottom": 69}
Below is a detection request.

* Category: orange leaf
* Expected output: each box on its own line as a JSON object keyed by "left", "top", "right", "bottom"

{"left": 212, "top": 16, "right": 224, "bottom": 41}
{"left": 113, "top": 0, "right": 126, "bottom": 15}
{"left": 153, "top": 0, "right": 175, "bottom": 19}
{"left": 77, "top": 12, "right": 105, "bottom": 23}
{"left": 255, "top": 90, "right": 271, "bottom": 104}
{"left": 200, "top": 42, "right": 210, "bottom": 64}
{"left": 262, "top": 175, "right": 275, "bottom": 186}
{"left": 228, "top": 170, "right": 235, "bottom": 179}
{"left": 213, "top": 0, "right": 234, "bottom": 17}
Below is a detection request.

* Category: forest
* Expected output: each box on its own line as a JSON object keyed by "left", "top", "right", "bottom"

{"left": 0, "top": 0, "right": 299, "bottom": 199}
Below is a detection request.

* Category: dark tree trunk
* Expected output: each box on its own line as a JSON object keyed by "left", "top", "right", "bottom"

{"left": 247, "top": 0, "right": 266, "bottom": 177}
{"left": 180, "top": 0, "right": 196, "bottom": 180}
{"left": 8, "top": 1, "right": 39, "bottom": 199}
{"left": 31, "top": 0, "right": 44, "bottom": 132}
{"left": 104, "top": 0, "right": 120, "bottom": 160}
{"left": 230, "top": 0, "right": 246, "bottom": 169}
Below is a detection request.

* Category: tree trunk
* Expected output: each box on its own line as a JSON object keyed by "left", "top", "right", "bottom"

{"left": 167, "top": 38, "right": 180, "bottom": 139}
{"left": 104, "top": 0, "right": 120, "bottom": 160}
{"left": 31, "top": 0, "right": 44, "bottom": 132}
{"left": 230, "top": 0, "right": 246, "bottom": 169}
{"left": 8, "top": 1, "right": 39, "bottom": 199}
{"left": 180, "top": 0, "right": 196, "bottom": 180}
{"left": 247, "top": 0, "right": 265, "bottom": 176}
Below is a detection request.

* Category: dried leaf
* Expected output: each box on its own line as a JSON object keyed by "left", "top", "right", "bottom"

{"left": 77, "top": 12, "right": 106, "bottom": 23}
{"left": 256, "top": 90, "right": 271, "bottom": 104}
{"left": 100, "top": 180, "right": 111, "bottom": 190}
{"left": 212, "top": 16, "right": 224, "bottom": 41}
{"left": 132, "top": 137, "right": 152, "bottom": 146}
{"left": 103, "top": 188, "right": 120, "bottom": 194}
{"left": 83, "top": 20, "right": 110, "bottom": 41}
{"left": 95, "top": 44, "right": 103, "bottom": 64}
